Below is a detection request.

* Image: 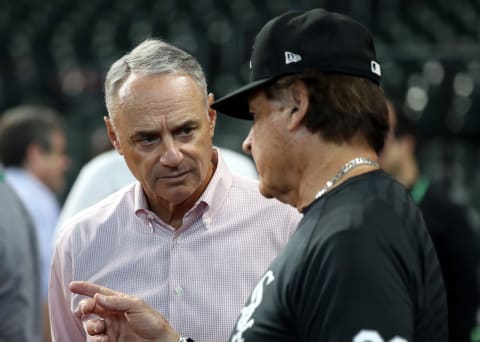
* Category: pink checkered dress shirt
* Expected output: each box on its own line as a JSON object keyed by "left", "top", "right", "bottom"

{"left": 49, "top": 152, "right": 301, "bottom": 342}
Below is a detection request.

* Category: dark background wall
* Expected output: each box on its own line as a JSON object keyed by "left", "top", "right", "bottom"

{"left": 1, "top": 0, "right": 480, "bottom": 227}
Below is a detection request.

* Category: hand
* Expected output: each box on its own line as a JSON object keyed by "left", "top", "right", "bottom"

{"left": 70, "top": 281, "right": 180, "bottom": 342}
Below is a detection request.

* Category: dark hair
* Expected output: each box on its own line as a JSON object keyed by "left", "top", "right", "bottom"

{"left": 264, "top": 71, "right": 388, "bottom": 154}
{"left": 0, "top": 105, "right": 63, "bottom": 167}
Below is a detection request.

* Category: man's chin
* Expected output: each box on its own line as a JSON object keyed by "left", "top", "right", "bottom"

{"left": 258, "top": 182, "right": 276, "bottom": 200}
{"left": 259, "top": 181, "right": 297, "bottom": 208}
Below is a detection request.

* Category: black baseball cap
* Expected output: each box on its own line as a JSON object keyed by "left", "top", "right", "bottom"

{"left": 211, "top": 8, "right": 381, "bottom": 120}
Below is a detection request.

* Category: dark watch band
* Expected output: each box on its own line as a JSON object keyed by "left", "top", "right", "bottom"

{"left": 178, "top": 337, "right": 194, "bottom": 342}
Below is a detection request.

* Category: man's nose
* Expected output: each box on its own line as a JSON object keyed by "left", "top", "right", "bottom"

{"left": 160, "top": 140, "right": 183, "bottom": 167}
{"left": 242, "top": 129, "right": 253, "bottom": 155}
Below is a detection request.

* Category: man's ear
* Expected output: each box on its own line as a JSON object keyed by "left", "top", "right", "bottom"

{"left": 104, "top": 116, "right": 122, "bottom": 154}
{"left": 24, "top": 143, "right": 43, "bottom": 169}
{"left": 207, "top": 93, "right": 217, "bottom": 138}
{"left": 287, "top": 80, "right": 309, "bottom": 132}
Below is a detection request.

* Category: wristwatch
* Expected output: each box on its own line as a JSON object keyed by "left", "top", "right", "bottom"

{"left": 178, "top": 337, "right": 194, "bottom": 342}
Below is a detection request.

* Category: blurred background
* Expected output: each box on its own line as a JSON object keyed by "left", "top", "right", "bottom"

{"left": 1, "top": 0, "right": 480, "bottom": 228}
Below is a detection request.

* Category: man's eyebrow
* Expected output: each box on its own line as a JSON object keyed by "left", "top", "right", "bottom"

{"left": 170, "top": 118, "right": 200, "bottom": 130}
{"left": 128, "top": 118, "right": 200, "bottom": 138}
{"left": 128, "top": 129, "right": 159, "bottom": 140}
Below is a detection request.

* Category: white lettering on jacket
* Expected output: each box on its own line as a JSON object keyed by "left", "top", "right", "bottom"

{"left": 231, "top": 270, "right": 275, "bottom": 342}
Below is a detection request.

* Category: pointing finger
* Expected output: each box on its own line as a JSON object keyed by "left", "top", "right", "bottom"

{"left": 70, "top": 281, "right": 119, "bottom": 298}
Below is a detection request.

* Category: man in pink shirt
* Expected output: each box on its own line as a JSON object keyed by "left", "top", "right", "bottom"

{"left": 49, "top": 39, "right": 301, "bottom": 342}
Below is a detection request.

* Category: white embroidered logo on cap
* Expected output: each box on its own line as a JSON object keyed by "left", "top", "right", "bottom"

{"left": 371, "top": 61, "right": 381, "bottom": 76}
{"left": 285, "top": 51, "right": 302, "bottom": 64}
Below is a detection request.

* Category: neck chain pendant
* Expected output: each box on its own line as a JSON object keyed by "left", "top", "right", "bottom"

{"left": 315, "top": 157, "right": 378, "bottom": 199}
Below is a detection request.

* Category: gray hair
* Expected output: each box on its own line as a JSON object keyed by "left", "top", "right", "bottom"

{"left": 104, "top": 38, "right": 207, "bottom": 114}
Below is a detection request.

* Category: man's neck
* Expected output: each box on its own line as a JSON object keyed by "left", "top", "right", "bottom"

{"left": 148, "top": 198, "right": 197, "bottom": 229}
{"left": 295, "top": 140, "right": 379, "bottom": 211}
{"left": 396, "top": 158, "right": 419, "bottom": 190}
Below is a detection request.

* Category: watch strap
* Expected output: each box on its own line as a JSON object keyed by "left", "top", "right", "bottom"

{"left": 178, "top": 337, "right": 194, "bottom": 342}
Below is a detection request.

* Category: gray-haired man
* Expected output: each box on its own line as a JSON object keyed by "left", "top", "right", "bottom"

{"left": 49, "top": 39, "right": 300, "bottom": 341}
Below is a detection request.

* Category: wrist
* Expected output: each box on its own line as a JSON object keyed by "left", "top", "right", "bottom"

{"left": 161, "top": 331, "right": 181, "bottom": 342}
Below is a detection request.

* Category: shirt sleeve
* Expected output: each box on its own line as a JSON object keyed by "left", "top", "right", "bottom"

{"left": 293, "top": 217, "right": 415, "bottom": 341}
{"left": 49, "top": 232, "right": 86, "bottom": 341}
{"left": 0, "top": 224, "right": 26, "bottom": 340}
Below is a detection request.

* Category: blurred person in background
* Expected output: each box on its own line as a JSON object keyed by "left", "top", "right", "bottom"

{"left": 0, "top": 105, "right": 70, "bottom": 342}
{"left": 49, "top": 38, "right": 300, "bottom": 342}
{"left": 0, "top": 165, "right": 41, "bottom": 341}
{"left": 380, "top": 98, "right": 480, "bottom": 342}
{"left": 56, "top": 149, "right": 135, "bottom": 228}
{"left": 57, "top": 146, "right": 257, "bottom": 229}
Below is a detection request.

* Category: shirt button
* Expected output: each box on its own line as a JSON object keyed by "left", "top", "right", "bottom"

{"left": 175, "top": 237, "right": 183, "bottom": 244}
{"left": 175, "top": 286, "right": 183, "bottom": 294}
{"left": 203, "top": 217, "right": 211, "bottom": 225}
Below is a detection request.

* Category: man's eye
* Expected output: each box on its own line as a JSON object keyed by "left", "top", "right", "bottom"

{"left": 140, "top": 136, "right": 158, "bottom": 144}
{"left": 176, "top": 127, "right": 194, "bottom": 137}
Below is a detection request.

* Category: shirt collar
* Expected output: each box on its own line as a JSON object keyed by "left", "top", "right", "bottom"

{"left": 5, "top": 167, "right": 57, "bottom": 198}
{"left": 197, "top": 147, "right": 232, "bottom": 227}
{"left": 133, "top": 147, "right": 232, "bottom": 230}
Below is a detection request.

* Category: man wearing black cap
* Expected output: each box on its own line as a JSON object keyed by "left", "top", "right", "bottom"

{"left": 69, "top": 8, "right": 448, "bottom": 342}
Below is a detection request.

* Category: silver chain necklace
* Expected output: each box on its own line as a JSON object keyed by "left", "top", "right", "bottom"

{"left": 315, "top": 157, "right": 378, "bottom": 199}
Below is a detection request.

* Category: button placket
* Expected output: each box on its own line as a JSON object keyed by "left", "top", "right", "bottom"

{"left": 171, "top": 232, "right": 185, "bottom": 298}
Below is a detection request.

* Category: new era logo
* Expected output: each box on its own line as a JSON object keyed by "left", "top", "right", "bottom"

{"left": 371, "top": 61, "right": 381, "bottom": 76}
{"left": 285, "top": 51, "right": 302, "bottom": 64}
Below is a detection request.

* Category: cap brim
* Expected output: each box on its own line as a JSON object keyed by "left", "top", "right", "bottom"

{"left": 211, "top": 77, "right": 274, "bottom": 120}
